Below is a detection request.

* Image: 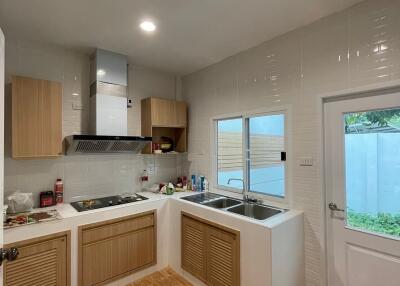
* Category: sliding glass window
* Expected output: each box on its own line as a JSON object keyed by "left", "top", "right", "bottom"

{"left": 216, "top": 112, "right": 286, "bottom": 198}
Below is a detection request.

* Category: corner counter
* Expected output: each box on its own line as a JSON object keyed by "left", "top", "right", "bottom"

{"left": 4, "top": 191, "right": 304, "bottom": 286}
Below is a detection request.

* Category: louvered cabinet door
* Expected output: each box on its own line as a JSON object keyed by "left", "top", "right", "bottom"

{"left": 206, "top": 226, "right": 240, "bottom": 286}
{"left": 4, "top": 232, "right": 69, "bottom": 286}
{"left": 181, "top": 215, "right": 207, "bottom": 282}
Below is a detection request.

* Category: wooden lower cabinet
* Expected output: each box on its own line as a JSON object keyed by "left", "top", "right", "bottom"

{"left": 182, "top": 214, "right": 208, "bottom": 281}
{"left": 181, "top": 212, "right": 240, "bottom": 286}
{"left": 3, "top": 231, "right": 71, "bottom": 286}
{"left": 78, "top": 211, "right": 156, "bottom": 286}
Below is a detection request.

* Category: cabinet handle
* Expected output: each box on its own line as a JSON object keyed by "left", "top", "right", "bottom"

{"left": 0, "top": 248, "right": 19, "bottom": 265}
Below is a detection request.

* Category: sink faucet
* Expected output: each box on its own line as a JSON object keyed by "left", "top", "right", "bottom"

{"left": 227, "top": 178, "right": 260, "bottom": 203}
{"left": 227, "top": 178, "right": 249, "bottom": 202}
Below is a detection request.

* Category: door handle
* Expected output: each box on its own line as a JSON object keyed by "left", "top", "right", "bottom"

{"left": 328, "top": 203, "right": 345, "bottom": 212}
{"left": 0, "top": 248, "right": 19, "bottom": 265}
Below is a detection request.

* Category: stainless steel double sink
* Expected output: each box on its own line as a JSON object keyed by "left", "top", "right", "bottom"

{"left": 181, "top": 192, "right": 285, "bottom": 221}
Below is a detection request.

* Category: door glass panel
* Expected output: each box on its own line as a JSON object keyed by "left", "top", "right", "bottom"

{"left": 217, "top": 118, "right": 243, "bottom": 189}
{"left": 248, "top": 114, "right": 285, "bottom": 197}
{"left": 344, "top": 108, "right": 400, "bottom": 238}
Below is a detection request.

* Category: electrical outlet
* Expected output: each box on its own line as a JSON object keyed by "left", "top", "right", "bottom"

{"left": 299, "top": 157, "right": 313, "bottom": 166}
{"left": 147, "top": 165, "right": 155, "bottom": 175}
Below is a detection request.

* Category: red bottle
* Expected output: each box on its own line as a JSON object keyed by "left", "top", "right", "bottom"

{"left": 54, "top": 178, "right": 64, "bottom": 204}
{"left": 141, "top": 170, "right": 149, "bottom": 182}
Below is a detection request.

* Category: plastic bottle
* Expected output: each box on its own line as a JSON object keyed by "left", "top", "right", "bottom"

{"left": 199, "top": 176, "right": 205, "bottom": 192}
{"left": 191, "top": 175, "right": 197, "bottom": 191}
{"left": 141, "top": 170, "right": 149, "bottom": 182}
{"left": 54, "top": 178, "right": 64, "bottom": 204}
{"left": 196, "top": 176, "right": 203, "bottom": 192}
{"left": 203, "top": 178, "right": 209, "bottom": 191}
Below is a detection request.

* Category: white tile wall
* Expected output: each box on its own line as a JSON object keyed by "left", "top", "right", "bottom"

{"left": 4, "top": 0, "right": 400, "bottom": 284}
{"left": 3, "top": 37, "right": 185, "bottom": 206}
{"left": 182, "top": 1, "right": 400, "bottom": 285}
{"left": 4, "top": 154, "right": 186, "bottom": 204}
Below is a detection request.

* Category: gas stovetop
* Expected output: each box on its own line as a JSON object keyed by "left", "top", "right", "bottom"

{"left": 70, "top": 194, "right": 148, "bottom": 212}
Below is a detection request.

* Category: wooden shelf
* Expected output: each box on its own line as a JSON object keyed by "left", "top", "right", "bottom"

{"left": 141, "top": 97, "right": 188, "bottom": 154}
{"left": 143, "top": 152, "right": 187, "bottom": 156}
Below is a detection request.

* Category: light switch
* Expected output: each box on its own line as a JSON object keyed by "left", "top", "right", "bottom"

{"left": 299, "top": 157, "right": 313, "bottom": 166}
{"left": 127, "top": 98, "right": 133, "bottom": 108}
{"left": 72, "top": 103, "right": 84, "bottom": 110}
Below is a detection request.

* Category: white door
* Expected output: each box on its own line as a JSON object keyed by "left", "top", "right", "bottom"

{"left": 0, "top": 27, "right": 5, "bottom": 284}
{"left": 324, "top": 92, "right": 400, "bottom": 286}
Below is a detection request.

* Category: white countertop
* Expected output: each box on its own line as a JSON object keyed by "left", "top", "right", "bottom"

{"left": 53, "top": 191, "right": 191, "bottom": 219}
{"left": 4, "top": 190, "right": 302, "bottom": 242}
{"left": 4, "top": 190, "right": 304, "bottom": 286}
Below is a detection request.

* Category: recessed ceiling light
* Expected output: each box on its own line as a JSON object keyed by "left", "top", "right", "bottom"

{"left": 140, "top": 21, "right": 156, "bottom": 32}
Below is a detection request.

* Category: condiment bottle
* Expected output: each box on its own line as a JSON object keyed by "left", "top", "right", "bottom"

{"left": 54, "top": 178, "right": 64, "bottom": 204}
{"left": 141, "top": 170, "right": 149, "bottom": 182}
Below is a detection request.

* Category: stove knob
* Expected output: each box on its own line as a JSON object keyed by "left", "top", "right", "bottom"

{"left": 108, "top": 201, "right": 113, "bottom": 206}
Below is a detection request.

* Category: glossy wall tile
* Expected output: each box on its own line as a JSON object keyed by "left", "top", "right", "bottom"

{"left": 3, "top": 38, "right": 184, "bottom": 206}
{"left": 182, "top": 1, "right": 400, "bottom": 285}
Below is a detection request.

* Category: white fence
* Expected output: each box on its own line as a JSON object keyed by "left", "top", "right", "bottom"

{"left": 346, "top": 133, "right": 400, "bottom": 215}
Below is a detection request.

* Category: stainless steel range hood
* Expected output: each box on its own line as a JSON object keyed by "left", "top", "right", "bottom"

{"left": 65, "top": 49, "right": 151, "bottom": 155}
{"left": 65, "top": 135, "right": 151, "bottom": 155}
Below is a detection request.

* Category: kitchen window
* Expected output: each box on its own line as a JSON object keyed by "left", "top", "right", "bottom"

{"left": 215, "top": 111, "right": 287, "bottom": 199}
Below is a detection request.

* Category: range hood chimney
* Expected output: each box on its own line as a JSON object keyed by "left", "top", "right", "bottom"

{"left": 65, "top": 49, "right": 151, "bottom": 155}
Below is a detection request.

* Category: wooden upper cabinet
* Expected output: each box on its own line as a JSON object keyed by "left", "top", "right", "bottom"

{"left": 150, "top": 97, "right": 177, "bottom": 127}
{"left": 3, "top": 231, "right": 70, "bottom": 286}
{"left": 12, "top": 75, "right": 62, "bottom": 159}
{"left": 175, "top": 100, "right": 187, "bottom": 127}
{"left": 141, "top": 97, "right": 188, "bottom": 154}
{"left": 144, "top": 97, "right": 187, "bottom": 128}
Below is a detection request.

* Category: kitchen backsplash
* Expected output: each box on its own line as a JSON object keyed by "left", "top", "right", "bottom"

{"left": 4, "top": 153, "right": 188, "bottom": 206}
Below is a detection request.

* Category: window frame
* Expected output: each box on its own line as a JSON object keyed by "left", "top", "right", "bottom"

{"left": 211, "top": 106, "right": 291, "bottom": 205}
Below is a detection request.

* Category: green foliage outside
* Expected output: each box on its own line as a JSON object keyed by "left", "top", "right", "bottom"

{"left": 347, "top": 211, "right": 400, "bottom": 237}
{"left": 344, "top": 109, "right": 400, "bottom": 133}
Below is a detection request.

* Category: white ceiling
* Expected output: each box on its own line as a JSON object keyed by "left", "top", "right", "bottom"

{"left": 0, "top": 0, "right": 363, "bottom": 75}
